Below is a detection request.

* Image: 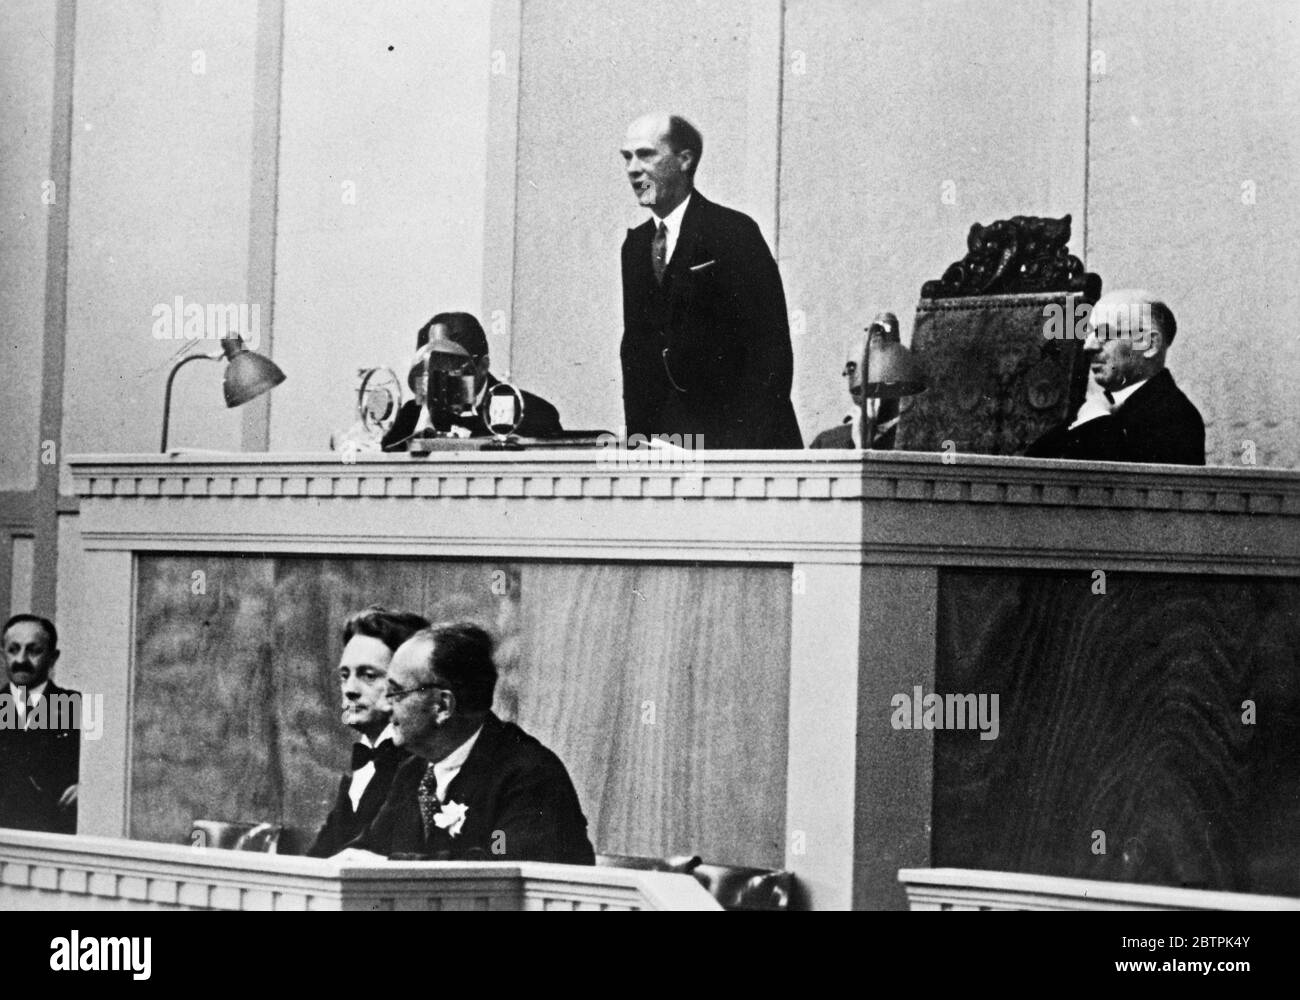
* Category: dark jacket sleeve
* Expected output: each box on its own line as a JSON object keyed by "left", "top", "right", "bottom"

{"left": 620, "top": 229, "right": 662, "bottom": 440}
{"left": 305, "top": 777, "right": 350, "bottom": 858}
{"left": 661, "top": 211, "right": 799, "bottom": 447}
{"left": 516, "top": 391, "right": 564, "bottom": 439}
{"left": 382, "top": 400, "right": 422, "bottom": 451}
{"left": 343, "top": 757, "right": 423, "bottom": 856}
{"left": 50, "top": 720, "right": 80, "bottom": 835}
{"left": 732, "top": 214, "right": 796, "bottom": 446}
{"left": 470, "top": 754, "right": 595, "bottom": 865}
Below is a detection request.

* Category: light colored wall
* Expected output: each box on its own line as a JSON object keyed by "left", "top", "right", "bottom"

{"left": 268, "top": 0, "right": 493, "bottom": 451}
{"left": 780, "top": 0, "right": 1089, "bottom": 440}
{"left": 5, "top": 0, "right": 1296, "bottom": 481}
{"left": 507, "top": 0, "right": 1299, "bottom": 464}
{"left": 0, "top": 0, "right": 60, "bottom": 492}
{"left": 507, "top": 0, "right": 784, "bottom": 434}
{"left": 4, "top": 0, "right": 1300, "bottom": 620}
{"left": 60, "top": 0, "right": 259, "bottom": 475}
{"left": 1087, "top": 0, "right": 1300, "bottom": 468}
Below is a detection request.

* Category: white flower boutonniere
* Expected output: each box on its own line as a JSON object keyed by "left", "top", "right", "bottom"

{"left": 433, "top": 800, "right": 469, "bottom": 837}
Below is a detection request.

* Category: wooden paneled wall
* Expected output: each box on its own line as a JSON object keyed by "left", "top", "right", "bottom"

{"left": 131, "top": 556, "right": 790, "bottom": 868}
{"left": 932, "top": 569, "right": 1300, "bottom": 896}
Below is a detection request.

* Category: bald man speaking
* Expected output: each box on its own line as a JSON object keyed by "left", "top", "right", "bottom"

{"left": 1027, "top": 290, "right": 1205, "bottom": 464}
{"left": 618, "top": 113, "right": 802, "bottom": 450}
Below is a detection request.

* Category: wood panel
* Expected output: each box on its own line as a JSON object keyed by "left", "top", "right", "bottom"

{"left": 132, "top": 555, "right": 279, "bottom": 846}
{"left": 932, "top": 569, "right": 1300, "bottom": 896}
{"left": 131, "top": 556, "right": 517, "bottom": 848}
{"left": 515, "top": 563, "right": 791, "bottom": 869}
{"left": 130, "top": 556, "right": 790, "bottom": 868}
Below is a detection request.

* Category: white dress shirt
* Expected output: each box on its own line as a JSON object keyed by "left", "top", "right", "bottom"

{"left": 9, "top": 680, "right": 47, "bottom": 729}
{"left": 1107, "top": 376, "right": 1150, "bottom": 409}
{"left": 1069, "top": 375, "right": 1151, "bottom": 430}
{"left": 432, "top": 724, "right": 484, "bottom": 802}
{"left": 348, "top": 723, "right": 396, "bottom": 811}
{"left": 652, "top": 193, "right": 693, "bottom": 266}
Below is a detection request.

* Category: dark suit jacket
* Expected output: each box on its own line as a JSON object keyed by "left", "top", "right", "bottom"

{"left": 0, "top": 681, "right": 80, "bottom": 834}
{"left": 620, "top": 192, "right": 802, "bottom": 449}
{"left": 306, "top": 740, "right": 410, "bottom": 858}
{"left": 349, "top": 712, "right": 594, "bottom": 865}
{"left": 1025, "top": 369, "right": 1206, "bottom": 465}
{"left": 810, "top": 422, "right": 854, "bottom": 449}
{"left": 382, "top": 374, "right": 563, "bottom": 450}
{"left": 809, "top": 404, "right": 900, "bottom": 450}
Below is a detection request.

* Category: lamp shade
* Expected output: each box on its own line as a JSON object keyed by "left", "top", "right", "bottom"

{"left": 222, "top": 348, "right": 287, "bottom": 408}
{"left": 863, "top": 312, "right": 927, "bottom": 399}
{"left": 161, "top": 336, "right": 287, "bottom": 452}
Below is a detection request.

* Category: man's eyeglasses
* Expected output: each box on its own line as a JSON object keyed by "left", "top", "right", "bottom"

{"left": 384, "top": 682, "right": 449, "bottom": 703}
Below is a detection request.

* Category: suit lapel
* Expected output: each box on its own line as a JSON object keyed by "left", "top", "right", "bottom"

{"left": 627, "top": 219, "right": 657, "bottom": 290}
{"left": 335, "top": 774, "right": 355, "bottom": 820}
{"left": 355, "top": 742, "right": 405, "bottom": 824}
{"left": 441, "top": 713, "right": 503, "bottom": 808}
{"left": 662, "top": 192, "right": 706, "bottom": 291}
{"left": 1113, "top": 369, "right": 1171, "bottom": 421}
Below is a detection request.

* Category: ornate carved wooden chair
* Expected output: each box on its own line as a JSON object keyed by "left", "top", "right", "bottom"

{"left": 896, "top": 215, "right": 1101, "bottom": 455}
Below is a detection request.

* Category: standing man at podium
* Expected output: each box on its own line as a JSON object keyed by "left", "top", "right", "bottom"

{"left": 618, "top": 113, "right": 802, "bottom": 449}
{"left": 306, "top": 606, "right": 429, "bottom": 857}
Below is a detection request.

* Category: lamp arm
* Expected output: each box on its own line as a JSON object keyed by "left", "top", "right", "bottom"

{"left": 862, "top": 328, "right": 876, "bottom": 450}
{"left": 160, "top": 351, "right": 222, "bottom": 453}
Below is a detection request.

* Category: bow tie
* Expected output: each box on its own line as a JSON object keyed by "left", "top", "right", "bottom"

{"left": 351, "top": 741, "right": 392, "bottom": 770}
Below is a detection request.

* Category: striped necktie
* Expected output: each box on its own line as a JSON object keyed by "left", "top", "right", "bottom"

{"left": 651, "top": 221, "right": 668, "bottom": 284}
{"left": 418, "top": 762, "right": 441, "bottom": 838}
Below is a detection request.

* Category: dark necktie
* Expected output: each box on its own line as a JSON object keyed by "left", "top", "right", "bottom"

{"left": 417, "top": 762, "right": 441, "bottom": 839}
{"left": 651, "top": 221, "right": 668, "bottom": 284}
{"left": 1104, "top": 389, "right": 1116, "bottom": 406}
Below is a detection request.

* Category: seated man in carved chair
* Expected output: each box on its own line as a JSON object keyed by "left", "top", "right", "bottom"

{"left": 1026, "top": 289, "right": 1205, "bottom": 464}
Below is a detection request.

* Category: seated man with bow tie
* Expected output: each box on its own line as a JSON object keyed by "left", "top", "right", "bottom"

{"left": 1026, "top": 290, "right": 1205, "bottom": 464}
{"left": 342, "top": 621, "right": 595, "bottom": 865}
{"left": 305, "top": 606, "right": 430, "bottom": 857}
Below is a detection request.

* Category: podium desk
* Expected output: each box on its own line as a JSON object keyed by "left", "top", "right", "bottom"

{"left": 63, "top": 451, "right": 1300, "bottom": 909}
{"left": 0, "top": 831, "right": 717, "bottom": 910}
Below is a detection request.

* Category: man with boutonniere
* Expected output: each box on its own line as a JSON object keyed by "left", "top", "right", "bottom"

{"left": 341, "top": 622, "right": 594, "bottom": 865}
